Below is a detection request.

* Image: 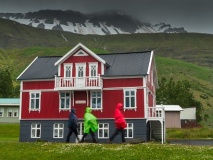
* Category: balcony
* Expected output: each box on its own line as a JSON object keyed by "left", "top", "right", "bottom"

{"left": 54, "top": 76, "right": 102, "bottom": 90}
{"left": 147, "top": 106, "right": 165, "bottom": 121}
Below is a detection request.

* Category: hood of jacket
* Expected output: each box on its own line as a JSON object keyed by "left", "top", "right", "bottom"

{"left": 85, "top": 107, "right": 92, "bottom": 113}
{"left": 71, "top": 108, "right": 76, "bottom": 114}
{"left": 116, "top": 103, "right": 123, "bottom": 110}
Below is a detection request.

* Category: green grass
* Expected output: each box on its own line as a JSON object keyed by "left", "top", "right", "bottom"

{"left": 1, "top": 124, "right": 213, "bottom": 159}
{"left": 0, "top": 142, "right": 213, "bottom": 160}
{"left": 167, "top": 127, "right": 213, "bottom": 139}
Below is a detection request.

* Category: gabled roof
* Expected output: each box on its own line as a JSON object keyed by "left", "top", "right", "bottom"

{"left": 0, "top": 98, "right": 20, "bottom": 106}
{"left": 17, "top": 56, "right": 61, "bottom": 80}
{"left": 156, "top": 105, "right": 183, "bottom": 111}
{"left": 99, "top": 51, "right": 152, "bottom": 77}
{"left": 54, "top": 43, "right": 106, "bottom": 66}
{"left": 17, "top": 44, "right": 154, "bottom": 80}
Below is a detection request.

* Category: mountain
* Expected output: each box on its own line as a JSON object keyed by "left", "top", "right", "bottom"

{"left": 0, "top": 10, "right": 187, "bottom": 35}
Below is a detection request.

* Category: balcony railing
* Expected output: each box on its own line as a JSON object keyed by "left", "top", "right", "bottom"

{"left": 147, "top": 106, "right": 165, "bottom": 120}
{"left": 54, "top": 76, "right": 102, "bottom": 90}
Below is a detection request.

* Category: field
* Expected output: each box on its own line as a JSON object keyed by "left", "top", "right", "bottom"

{"left": 0, "top": 124, "right": 213, "bottom": 160}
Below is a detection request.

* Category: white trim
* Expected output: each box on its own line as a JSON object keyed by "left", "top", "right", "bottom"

{"left": 19, "top": 81, "right": 23, "bottom": 120}
{"left": 20, "top": 89, "right": 56, "bottom": 92}
{"left": 147, "top": 51, "right": 154, "bottom": 75}
{"left": 59, "top": 92, "right": 72, "bottom": 112}
{"left": 73, "top": 49, "right": 88, "bottom": 56}
{"left": 89, "top": 62, "right": 98, "bottom": 77}
{"left": 103, "top": 86, "right": 145, "bottom": 91}
{"left": 124, "top": 123, "right": 134, "bottom": 138}
{"left": 16, "top": 57, "right": 38, "bottom": 80}
{"left": 123, "top": 88, "right": 137, "bottom": 111}
{"left": 53, "top": 123, "right": 64, "bottom": 139}
{"left": 64, "top": 63, "right": 73, "bottom": 78}
{"left": 29, "top": 91, "right": 41, "bottom": 112}
{"left": 54, "top": 43, "right": 106, "bottom": 66}
{"left": 98, "top": 123, "right": 109, "bottom": 139}
{"left": 144, "top": 77, "right": 147, "bottom": 118}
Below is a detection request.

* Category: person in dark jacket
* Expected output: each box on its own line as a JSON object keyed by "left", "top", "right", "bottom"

{"left": 108, "top": 103, "right": 127, "bottom": 143}
{"left": 66, "top": 108, "right": 79, "bottom": 143}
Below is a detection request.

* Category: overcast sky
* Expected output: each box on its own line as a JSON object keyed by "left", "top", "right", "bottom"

{"left": 0, "top": 0, "right": 213, "bottom": 34}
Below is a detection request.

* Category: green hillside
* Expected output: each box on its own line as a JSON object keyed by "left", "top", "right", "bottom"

{"left": 0, "top": 18, "right": 213, "bottom": 127}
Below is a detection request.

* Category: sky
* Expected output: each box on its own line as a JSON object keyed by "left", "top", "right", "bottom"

{"left": 0, "top": 0, "right": 213, "bottom": 34}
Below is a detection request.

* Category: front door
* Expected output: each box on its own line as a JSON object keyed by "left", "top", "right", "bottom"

{"left": 76, "top": 63, "right": 86, "bottom": 87}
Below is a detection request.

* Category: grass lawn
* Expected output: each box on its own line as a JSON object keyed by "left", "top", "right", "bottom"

{"left": 1, "top": 124, "right": 213, "bottom": 159}
{"left": 0, "top": 142, "right": 213, "bottom": 160}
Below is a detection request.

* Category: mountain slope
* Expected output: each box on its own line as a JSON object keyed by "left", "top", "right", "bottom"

{"left": 0, "top": 17, "right": 212, "bottom": 127}
{"left": 0, "top": 10, "right": 187, "bottom": 35}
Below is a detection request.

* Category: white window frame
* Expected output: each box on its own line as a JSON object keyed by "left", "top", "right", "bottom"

{"left": 7, "top": 108, "right": 18, "bottom": 117}
{"left": 13, "top": 108, "right": 18, "bottom": 117}
{"left": 98, "top": 123, "right": 109, "bottom": 138}
{"left": 0, "top": 107, "right": 4, "bottom": 117}
{"left": 29, "top": 91, "right": 41, "bottom": 112}
{"left": 31, "top": 123, "right": 41, "bottom": 138}
{"left": 89, "top": 62, "right": 98, "bottom": 78}
{"left": 123, "top": 89, "right": 137, "bottom": 111}
{"left": 90, "top": 91, "right": 102, "bottom": 111}
{"left": 124, "top": 123, "right": 134, "bottom": 138}
{"left": 64, "top": 63, "right": 73, "bottom": 78}
{"left": 59, "top": 92, "right": 71, "bottom": 111}
{"left": 53, "top": 123, "right": 64, "bottom": 138}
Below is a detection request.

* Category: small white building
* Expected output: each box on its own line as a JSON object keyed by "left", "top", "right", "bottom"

{"left": 156, "top": 105, "right": 183, "bottom": 128}
{"left": 180, "top": 107, "right": 196, "bottom": 128}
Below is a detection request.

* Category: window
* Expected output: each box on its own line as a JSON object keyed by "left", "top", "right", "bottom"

{"left": 0, "top": 108, "right": 4, "bottom": 117}
{"left": 7, "top": 109, "right": 12, "bottom": 117}
{"left": 31, "top": 123, "right": 41, "bottom": 138}
{"left": 98, "top": 123, "right": 109, "bottom": 138}
{"left": 60, "top": 92, "right": 71, "bottom": 110}
{"left": 7, "top": 108, "right": 18, "bottom": 117}
{"left": 53, "top": 123, "right": 64, "bottom": 138}
{"left": 64, "top": 64, "right": 72, "bottom": 78}
{"left": 77, "top": 122, "right": 84, "bottom": 136}
{"left": 89, "top": 63, "right": 98, "bottom": 77}
{"left": 124, "top": 89, "right": 136, "bottom": 109}
{"left": 30, "top": 92, "right": 41, "bottom": 111}
{"left": 124, "top": 123, "right": 133, "bottom": 138}
{"left": 91, "top": 91, "right": 102, "bottom": 109}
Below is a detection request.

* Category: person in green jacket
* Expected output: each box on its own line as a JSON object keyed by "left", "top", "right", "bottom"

{"left": 80, "top": 107, "right": 98, "bottom": 143}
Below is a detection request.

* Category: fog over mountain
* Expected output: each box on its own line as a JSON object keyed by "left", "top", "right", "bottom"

{"left": 0, "top": 10, "right": 187, "bottom": 35}
{"left": 0, "top": 0, "right": 212, "bottom": 34}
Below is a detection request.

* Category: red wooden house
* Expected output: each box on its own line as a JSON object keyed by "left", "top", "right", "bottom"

{"left": 17, "top": 43, "right": 165, "bottom": 143}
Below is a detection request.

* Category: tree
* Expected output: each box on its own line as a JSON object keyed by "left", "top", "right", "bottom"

{"left": 0, "top": 68, "right": 14, "bottom": 98}
{"left": 156, "top": 77, "right": 203, "bottom": 122}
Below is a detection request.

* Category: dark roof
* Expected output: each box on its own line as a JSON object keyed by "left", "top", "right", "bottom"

{"left": 17, "top": 51, "right": 152, "bottom": 80}
{"left": 17, "top": 56, "right": 61, "bottom": 80}
{"left": 99, "top": 51, "right": 151, "bottom": 77}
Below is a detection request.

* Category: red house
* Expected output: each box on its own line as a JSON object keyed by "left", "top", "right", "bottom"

{"left": 17, "top": 43, "right": 165, "bottom": 143}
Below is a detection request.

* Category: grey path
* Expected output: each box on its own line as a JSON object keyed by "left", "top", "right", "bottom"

{"left": 170, "top": 139, "right": 213, "bottom": 146}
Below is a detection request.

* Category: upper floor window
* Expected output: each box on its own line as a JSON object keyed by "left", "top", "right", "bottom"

{"left": 64, "top": 64, "right": 72, "bottom": 78}
{"left": 98, "top": 123, "right": 109, "bottom": 138}
{"left": 91, "top": 91, "right": 102, "bottom": 110}
{"left": 30, "top": 92, "right": 41, "bottom": 111}
{"left": 124, "top": 89, "right": 137, "bottom": 110}
{"left": 60, "top": 92, "right": 71, "bottom": 110}
{"left": 53, "top": 123, "right": 64, "bottom": 138}
{"left": 31, "top": 123, "right": 41, "bottom": 138}
{"left": 0, "top": 107, "right": 4, "bottom": 117}
{"left": 89, "top": 63, "right": 98, "bottom": 77}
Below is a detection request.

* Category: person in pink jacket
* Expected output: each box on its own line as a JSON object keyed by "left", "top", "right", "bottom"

{"left": 109, "top": 103, "right": 127, "bottom": 143}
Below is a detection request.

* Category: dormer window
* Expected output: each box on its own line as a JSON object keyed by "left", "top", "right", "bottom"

{"left": 64, "top": 64, "right": 72, "bottom": 77}
{"left": 89, "top": 63, "right": 98, "bottom": 77}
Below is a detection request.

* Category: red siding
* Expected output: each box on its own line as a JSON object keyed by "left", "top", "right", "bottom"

{"left": 61, "top": 54, "right": 102, "bottom": 77}
{"left": 21, "top": 91, "right": 70, "bottom": 119}
{"left": 23, "top": 81, "right": 54, "bottom": 90}
{"left": 103, "top": 78, "right": 143, "bottom": 88}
